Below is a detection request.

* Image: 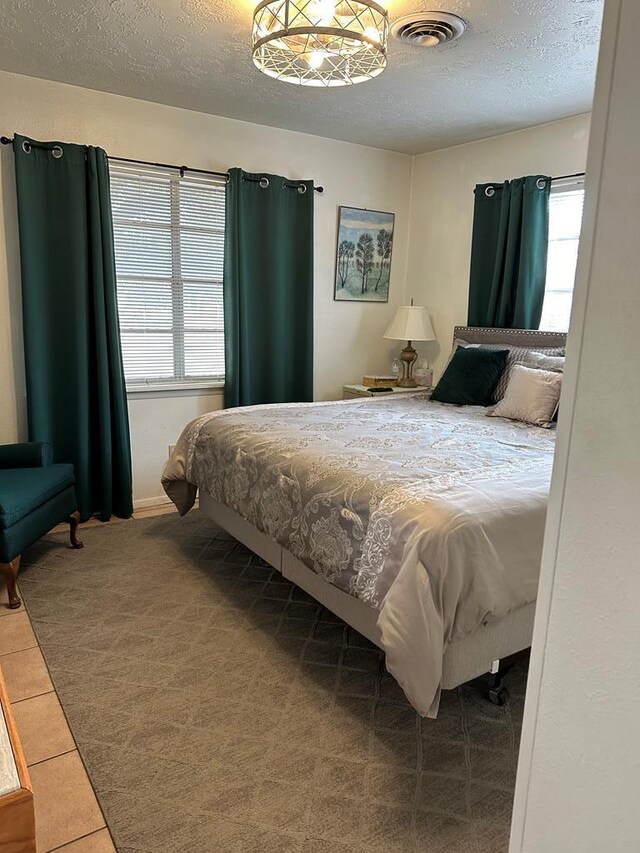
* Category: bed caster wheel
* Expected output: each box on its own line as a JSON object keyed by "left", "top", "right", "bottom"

{"left": 488, "top": 685, "right": 510, "bottom": 706}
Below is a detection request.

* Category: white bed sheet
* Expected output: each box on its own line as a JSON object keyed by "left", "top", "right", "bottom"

{"left": 163, "top": 396, "right": 554, "bottom": 715}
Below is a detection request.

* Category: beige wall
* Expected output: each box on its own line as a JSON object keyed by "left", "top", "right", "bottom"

{"left": 0, "top": 71, "right": 413, "bottom": 505}
{"left": 511, "top": 1, "right": 640, "bottom": 849}
{"left": 0, "top": 73, "right": 597, "bottom": 508}
{"left": 405, "top": 114, "right": 591, "bottom": 379}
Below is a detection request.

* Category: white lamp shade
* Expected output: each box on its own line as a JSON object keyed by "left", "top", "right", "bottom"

{"left": 383, "top": 305, "right": 435, "bottom": 342}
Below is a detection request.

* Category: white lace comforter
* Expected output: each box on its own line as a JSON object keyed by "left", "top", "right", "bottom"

{"left": 162, "top": 395, "right": 555, "bottom": 715}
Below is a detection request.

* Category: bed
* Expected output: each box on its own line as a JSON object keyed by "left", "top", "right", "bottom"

{"left": 162, "top": 326, "right": 566, "bottom": 717}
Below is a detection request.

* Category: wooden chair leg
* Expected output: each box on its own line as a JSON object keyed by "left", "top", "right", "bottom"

{"left": 67, "top": 511, "right": 84, "bottom": 550}
{"left": 1, "top": 556, "right": 21, "bottom": 609}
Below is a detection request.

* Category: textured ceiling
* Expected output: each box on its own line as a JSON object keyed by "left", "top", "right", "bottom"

{"left": 0, "top": 0, "right": 603, "bottom": 154}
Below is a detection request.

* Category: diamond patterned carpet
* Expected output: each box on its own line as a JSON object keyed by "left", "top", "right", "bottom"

{"left": 19, "top": 511, "right": 527, "bottom": 853}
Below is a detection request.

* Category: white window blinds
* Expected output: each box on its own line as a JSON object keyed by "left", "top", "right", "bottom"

{"left": 540, "top": 183, "right": 585, "bottom": 333}
{"left": 108, "top": 160, "right": 226, "bottom": 388}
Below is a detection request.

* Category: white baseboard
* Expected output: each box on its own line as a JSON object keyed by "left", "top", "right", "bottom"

{"left": 133, "top": 495, "right": 199, "bottom": 512}
{"left": 133, "top": 495, "right": 174, "bottom": 510}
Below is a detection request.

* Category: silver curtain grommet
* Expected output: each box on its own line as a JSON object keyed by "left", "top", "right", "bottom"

{"left": 485, "top": 186, "right": 495, "bottom": 197}
{"left": 22, "top": 140, "right": 32, "bottom": 154}
{"left": 52, "top": 145, "right": 63, "bottom": 159}
{"left": 259, "top": 176, "right": 269, "bottom": 189}
{"left": 297, "top": 183, "right": 307, "bottom": 195}
{"left": 536, "top": 177, "right": 546, "bottom": 189}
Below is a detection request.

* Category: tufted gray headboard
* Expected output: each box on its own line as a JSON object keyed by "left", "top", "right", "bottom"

{"left": 453, "top": 326, "right": 567, "bottom": 349}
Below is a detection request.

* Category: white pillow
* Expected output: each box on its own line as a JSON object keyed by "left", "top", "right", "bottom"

{"left": 488, "top": 364, "right": 562, "bottom": 427}
{"left": 523, "top": 351, "right": 565, "bottom": 372}
{"left": 450, "top": 339, "right": 566, "bottom": 402}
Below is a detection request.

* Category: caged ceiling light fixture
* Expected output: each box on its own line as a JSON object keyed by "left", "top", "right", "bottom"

{"left": 252, "top": 0, "right": 389, "bottom": 87}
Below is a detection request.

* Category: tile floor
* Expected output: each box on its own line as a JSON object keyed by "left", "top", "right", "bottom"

{"left": 1, "top": 584, "right": 116, "bottom": 853}
{"left": 0, "top": 503, "right": 175, "bottom": 852}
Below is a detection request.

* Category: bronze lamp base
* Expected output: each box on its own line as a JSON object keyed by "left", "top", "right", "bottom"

{"left": 397, "top": 341, "right": 418, "bottom": 388}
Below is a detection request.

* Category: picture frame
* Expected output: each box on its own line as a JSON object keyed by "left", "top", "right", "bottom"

{"left": 334, "top": 206, "right": 395, "bottom": 303}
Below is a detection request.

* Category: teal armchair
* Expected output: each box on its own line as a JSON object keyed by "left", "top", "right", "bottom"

{"left": 0, "top": 442, "right": 83, "bottom": 609}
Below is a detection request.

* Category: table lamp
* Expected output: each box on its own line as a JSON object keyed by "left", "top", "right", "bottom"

{"left": 383, "top": 302, "right": 435, "bottom": 388}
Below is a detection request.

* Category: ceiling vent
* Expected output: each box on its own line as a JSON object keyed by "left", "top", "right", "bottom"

{"left": 390, "top": 12, "right": 467, "bottom": 48}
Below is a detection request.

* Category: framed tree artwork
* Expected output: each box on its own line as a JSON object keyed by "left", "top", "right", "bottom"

{"left": 334, "top": 206, "right": 395, "bottom": 302}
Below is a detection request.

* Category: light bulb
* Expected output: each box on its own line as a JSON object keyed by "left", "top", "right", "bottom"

{"left": 308, "top": 50, "right": 327, "bottom": 69}
{"left": 309, "top": 0, "right": 336, "bottom": 24}
{"left": 364, "top": 26, "right": 381, "bottom": 43}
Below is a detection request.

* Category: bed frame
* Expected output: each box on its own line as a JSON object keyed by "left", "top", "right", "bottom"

{"left": 199, "top": 326, "right": 567, "bottom": 706}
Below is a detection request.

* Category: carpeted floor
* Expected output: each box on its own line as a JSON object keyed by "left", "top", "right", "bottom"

{"left": 19, "top": 511, "right": 527, "bottom": 853}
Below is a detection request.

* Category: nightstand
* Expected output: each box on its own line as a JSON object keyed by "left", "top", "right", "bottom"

{"left": 343, "top": 384, "right": 431, "bottom": 400}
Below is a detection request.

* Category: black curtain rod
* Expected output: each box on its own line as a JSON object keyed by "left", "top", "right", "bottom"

{"left": 4, "top": 133, "right": 580, "bottom": 186}
{"left": 110, "top": 154, "right": 230, "bottom": 180}
{"left": 110, "top": 155, "right": 324, "bottom": 193}
{"left": 551, "top": 172, "right": 585, "bottom": 182}
{"left": 0, "top": 137, "right": 324, "bottom": 193}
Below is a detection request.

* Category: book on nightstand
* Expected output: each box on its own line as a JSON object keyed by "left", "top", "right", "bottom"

{"left": 362, "top": 375, "right": 398, "bottom": 388}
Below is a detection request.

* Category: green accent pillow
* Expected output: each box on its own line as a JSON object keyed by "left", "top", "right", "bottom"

{"left": 431, "top": 346, "right": 509, "bottom": 406}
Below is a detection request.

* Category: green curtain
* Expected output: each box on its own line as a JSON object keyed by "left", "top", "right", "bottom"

{"left": 13, "top": 135, "right": 133, "bottom": 521}
{"left": 224, "top": 168, "right": 314, "bottom": 407}
{"left": 467, "top": 175, "right": 551, "bottom": 329}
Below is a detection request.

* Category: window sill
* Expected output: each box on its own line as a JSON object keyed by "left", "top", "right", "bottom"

{"left": 126, "top": 382, "right": 224, "bottom": 399}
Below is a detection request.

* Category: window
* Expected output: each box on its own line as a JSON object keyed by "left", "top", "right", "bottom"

{"left": 109, "top": 161, "right": 226, "bottom": 389}
{"left": 539, "top": 182, "right": 585, "bottom": 332}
